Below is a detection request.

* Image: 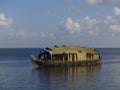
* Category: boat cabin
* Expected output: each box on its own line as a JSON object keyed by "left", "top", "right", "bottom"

{"left": 38, "top": 45, "right": 100, "bottom": 62}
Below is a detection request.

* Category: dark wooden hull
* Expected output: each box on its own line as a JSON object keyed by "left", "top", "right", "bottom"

{"left": 32, "top": 60, "right": 100, "bottom": 67}
{"left": 30, "top": 55, "right": 101, "bottom": 67}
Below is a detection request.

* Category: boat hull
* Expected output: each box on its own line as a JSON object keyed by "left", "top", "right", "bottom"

{"left": 30, "top": 55, "right": 100, "bottom": 67}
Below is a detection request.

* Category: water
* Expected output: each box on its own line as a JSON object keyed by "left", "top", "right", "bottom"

{"left": 0, "top": 48, "right": 120, "bottom": 90}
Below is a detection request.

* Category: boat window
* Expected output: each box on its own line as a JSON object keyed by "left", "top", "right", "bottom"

{"left": 78, "top": 51, "right": 82, "bottom": 53}
{"left": 52, "top": 54, "right": 63, "bottom": 60}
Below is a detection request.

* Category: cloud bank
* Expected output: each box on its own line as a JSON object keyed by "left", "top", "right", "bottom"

{"left": 60, "top": 6, "right": 120, "bottom": 35}
{"left": 1, "top": 2, "right": 120, "bottom": 48}
{"left": 58, "top": 6, "right": 120, "bottom": 47}
{"left": 86, "top": 0, "right": 120, "bottom": 5}
{"left": 0, "top": 13, "right": 56, "bottom": 48}
{"left": 85, "top": 0, "right": 103, "bottom": 5}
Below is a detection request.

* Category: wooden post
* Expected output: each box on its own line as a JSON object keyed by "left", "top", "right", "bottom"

{"left": 76, "top": 53, "right": 78, "bottom": 61}
{"left": 63, "top": 54, "right": 64, "bottom": 61}
{"left": 74, "top": 53, "right": 76, "bottom": 61}
{"left": 67, "top": 53, "right": 69, "bottom": 61}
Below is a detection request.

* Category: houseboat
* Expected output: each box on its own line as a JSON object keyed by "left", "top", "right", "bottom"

{"left": 30, "top": 45, "right": 101, "bottom": 67}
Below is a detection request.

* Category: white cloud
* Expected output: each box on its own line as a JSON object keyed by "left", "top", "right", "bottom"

{"left": 109, "top": 25, "right": 120, "bottom": 32}
{"left": 82, "top": 16, "right": 97, "bottom": 26}
{"left": 2, "top": 29, "right": 49, "bottom": 39}
{"left": 113, "top": 7, "right": 120, "bottom": 15}
{"left": 60, "top": 16, "right": 100, "bottom": 36}
{"left": 81, "top": 16, "right": 99, "bottom": 35}
{"left": 85, "top": 0, "right": 103, "bottom": 5}
{"left": 60, "top": 17, "right": 81, "bottom": 34}
{"left": 86, "top": 0, "right": 120, "bottom": 5}
{"left": 105, "top": 0, "right": 120, "bottom": 5}
{"left": 104, "top": 16, "right": 113, "bottom": 24}
{"left": 0, "top": 13, "right": 13, "bottom": 27}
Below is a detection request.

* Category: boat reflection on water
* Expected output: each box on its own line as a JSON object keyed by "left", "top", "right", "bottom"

{"left": 31, "top": 65, "right": 101, "bottom": 90}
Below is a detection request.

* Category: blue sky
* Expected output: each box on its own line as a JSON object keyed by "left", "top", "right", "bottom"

{"left": 0, "top": 0, "right": 120, "bottom": 48}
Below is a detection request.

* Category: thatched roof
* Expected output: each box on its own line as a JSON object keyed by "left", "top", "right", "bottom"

{"left": 45, "top": 45, "right": 97, "bottom": 54}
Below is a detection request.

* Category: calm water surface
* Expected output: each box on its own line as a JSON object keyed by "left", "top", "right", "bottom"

{"left": 0, "top": 48, "right": 120, "bottom": 90}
